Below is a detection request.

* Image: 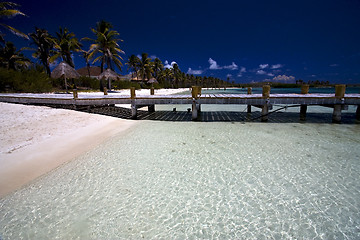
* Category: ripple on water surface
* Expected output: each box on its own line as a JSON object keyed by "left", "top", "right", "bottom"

{"left": 1, "top": 121, "right": 360, "bottom": 239}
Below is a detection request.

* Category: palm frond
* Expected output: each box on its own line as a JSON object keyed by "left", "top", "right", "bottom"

{"left": 0, "top": 2, "right": 20, "bottom": 9}
{"left": 0, "top": 23, "right": 29, "bottom": 39}
{"left": 0, "top": 9, "right": 26, "bottom": 18}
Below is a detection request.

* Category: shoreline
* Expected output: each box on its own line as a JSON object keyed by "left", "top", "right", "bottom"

{"left": 0, "top": 103, "right": 137, "bottom": 198}
{"left": 0, "top": 89, "right": 185, "bottom": 198}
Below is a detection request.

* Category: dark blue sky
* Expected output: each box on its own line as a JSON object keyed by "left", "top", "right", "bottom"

{"left": 4, "top": 0, "right": 360, "bottom": 83}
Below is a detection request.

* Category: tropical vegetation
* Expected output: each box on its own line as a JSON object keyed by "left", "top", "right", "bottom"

{"left": 0, "top": 1, "right": 28, "bottom": 43}
{"left": 82, "top": 20, "right": 124, "bottom": 73}
{"left": 28, "top": 27, "right": 55, "bottom": 76}
{"left": 51, "top": 27, "right": 82, "bottom": 68}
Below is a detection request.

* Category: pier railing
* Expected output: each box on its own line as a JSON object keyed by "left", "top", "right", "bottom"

{"left": 0, "top": 85, "right": 359, "bottom": 123}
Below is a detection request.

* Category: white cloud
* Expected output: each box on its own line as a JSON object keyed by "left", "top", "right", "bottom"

{"left": 226, "top": 74, "right": 232, "bottom": 78}
{"left": 259, "top": 64, "right": 269, "bottom": 69}
{"left": 256, "top": 70, "right": 267, "bottom": 75}
{"left": 330, "top": 64, "right": 339, "bottom": 67}
{"left": 224, "top": 62, "right": 238, "bottom": 70}
{"left": 150, "top": 55, "right": 157, "bottom": 59}
{"left": 164, "top": 60, "right": 177, "bottom": 69}
{"left": 237, "top": 67, "right": 246, "bottom": 77}
{"left": 267, "top": 73, "right": 275, "bottom": 77}
{"left": 272, "top": 75, "right": 295, "bottom": 83}
{"left": 271, "top": 64, "right": 283, "bottom": 69}
{"left": 187, "top": 68, "right": 203, "bottom": 75}
{"left": 208, "top": 58, "right": 222, "bottom": 70}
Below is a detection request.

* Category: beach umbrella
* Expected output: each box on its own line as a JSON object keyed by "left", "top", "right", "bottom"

{"left": 51, "top": 61, "right": 80, "bottom": 93}
{"left": 98, "top": 69, "right": 120, "bottom": 90}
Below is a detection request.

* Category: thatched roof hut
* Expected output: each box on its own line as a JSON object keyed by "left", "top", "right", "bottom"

{"left": 51, "top": 61, "right": 80, "bottom": 79}
{"left": 51, "top": 61, "right": 80, "bottom": 93}
{"left": 76, "top": 66, "right": 101, "bottom": 78}
{"left": 98, "top": 69, "right": 120, "bottom": 80}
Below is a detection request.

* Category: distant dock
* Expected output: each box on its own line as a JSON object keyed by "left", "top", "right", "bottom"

{"left": 1, "top": 85, "right": 359, "bottom": 123}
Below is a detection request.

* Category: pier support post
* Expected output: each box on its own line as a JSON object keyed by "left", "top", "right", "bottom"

{"left": 300, "top": 105, "right": 307, "bottom": 121}
{"left": 191, "top": 86, "right": 202, "bottom": 121}
{"left": 356, "top": 105, "right": 360, "bottom": 121}
{"left": 73, "top": 89, "right": 78, "bottom": 99}
{"left": 130, "top": 87, "right": 137, "bottom": 119}
{"left": 192, "top": 100, "right": 198, "bottom": 120}
{"left": 247, "top": 87, "right": 252, "bottom": 113}
{"left": 300, "top": 84, "right": 309, "bottom": 121}
{"left": 332, "top": 84, "right": 346, "bottom": 123}
{"left": 261, "top": 85, "right": 271, "bottom": 122}
{"left": 148, "top": 87, "right": 155, "bottom": 112}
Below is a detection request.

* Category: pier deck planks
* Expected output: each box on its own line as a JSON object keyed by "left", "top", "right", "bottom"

{"left": 1, "top": 93, "right": 360, "bottom": 106}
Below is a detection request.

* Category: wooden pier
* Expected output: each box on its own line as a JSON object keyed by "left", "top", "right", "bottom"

{"left": 0, "top": 85, "right": 359, "bottom": 123}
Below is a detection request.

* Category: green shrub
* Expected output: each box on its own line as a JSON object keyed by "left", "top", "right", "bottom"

{"left": 113, "top": 80, "right": 141, "bottom": 90}
{"left": 74, "top": 76, "right": 100, "bottom": 90}
{"left": 0, "top": 67, "right": 52, "bottom": 92}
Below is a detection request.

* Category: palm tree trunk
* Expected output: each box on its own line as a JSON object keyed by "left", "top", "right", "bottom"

{"left": 46, "top": 65, "right": 51, "bottom": 77}
{"left": 100, "top": 61, "right": 104, "bottom": 73}
{"left": 87, "top": 63, "right": 90, "bottom": 77}
{"left": 64, "top": 76, "right": 69, "bottom": 93}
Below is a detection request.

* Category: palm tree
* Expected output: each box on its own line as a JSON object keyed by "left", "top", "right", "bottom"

{"left": 0, "top": 41, "right": 30, "bottom": 70}
{"left": 172, "top": 63, "right": 181, "bottom": 88}
{"left": 152, "top": 57, "right": 163, "bottom": 81}
{"left": 51, "top": 27, "right": 82, "bottom": 68}
{"left": 83, "top": 20, "right": 124, "bottom": 73}
{"left": 81, "top": 49, "right": 91, "bottom": 77}
{"left": 138, "top": 53, "right": 153, "bottom": 81}
{"left": 160, "top": 68, "right": 174, "bottom": 87}
{"left": 0, "top": 1, "right": 29, "bottom": 43}
{"left": 28, "top": 27, "right": 55, "bottom": 76}
{"left": 126, "top": 54, "right": 140, "bottom": 80}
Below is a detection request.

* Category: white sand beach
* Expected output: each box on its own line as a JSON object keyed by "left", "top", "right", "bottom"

{"left": 0, "top": 88, "right": 186, "bottom": 197}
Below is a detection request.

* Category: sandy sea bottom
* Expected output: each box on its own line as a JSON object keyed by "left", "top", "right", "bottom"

{"left": 1, "top": 120, "right": 360, "bottom": 239}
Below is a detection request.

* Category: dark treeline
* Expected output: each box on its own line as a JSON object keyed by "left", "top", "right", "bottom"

{"left": 126, "top": 53, "right": 229, "bottom": 89}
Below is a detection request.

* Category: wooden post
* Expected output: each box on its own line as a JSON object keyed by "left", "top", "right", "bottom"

{"left": 356, "top": 105, "right": 360, "bottom": 121}
{"left": 192, "top": 86, "right": 201, "bottom": 99}
{"left": 191, "top": 86, "right": 201, "bottom": 120}
{"left": 192, "top": 100, "right": 198, "bottom": 120}
{"left": 130, "top": 87, "right": 137, "bottom": 119}
{"left": 104, "top": 87, "right": 108, "bottom": 95}
{"left": 262, "top": 85, "right": 270, "bottom": 99}
{"left": 247, "top": 87, "right": 252, "bottom": 113}
{"left": 300, "top": 84, "right": 309, "bottom": 121}
{"left": 73, "top": 89, "right": 78, "bottom": 99}
{"left": 335, "top": 84, "right": 346, "bottom": 98}
{"left": 131, "top": 102, "right": 137, "bottom": 119}
{"left": 130, "top": 87, "right": 136, "bottom": 99}
{"left": 332, "top": 84, "right": 346, "bottom": 123}
{"left": 148, "top": 87, "right": 155, "bottom": 112}
{"left": 301, "top": 84, "right": 309, "bottom": 94}
{"left": 300, "top": 105, "right": 307, "bottom": 121}
{"left": 261, "top": 104, "right": 269, "bottom": 122}
{"left": 261, "top": 85, "right": 270, "bottom": 122}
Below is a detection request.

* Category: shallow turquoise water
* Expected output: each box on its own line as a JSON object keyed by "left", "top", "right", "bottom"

{"left": 1, "top": 120, "right": 360, "bottom": 239}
